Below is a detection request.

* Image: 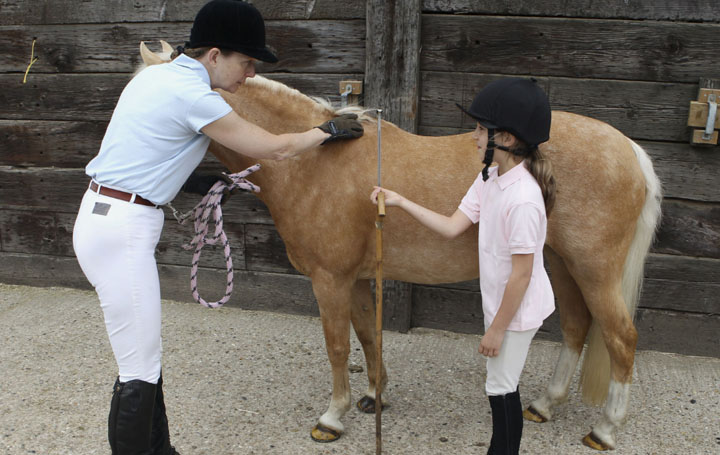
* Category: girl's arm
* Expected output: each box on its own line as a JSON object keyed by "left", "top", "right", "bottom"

{"left": 371, "top": 186, "right": 472, "bottom": 239}
{"left": 202, "top": 111, "right": 330, "bottom": 161}
{"left": 478, "top": 253, "right": 534, "bottom": 357}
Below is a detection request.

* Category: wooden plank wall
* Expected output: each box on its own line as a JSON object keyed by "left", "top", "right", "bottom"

{"left": 1, "top": 0, "right": 718, "bottom": 357}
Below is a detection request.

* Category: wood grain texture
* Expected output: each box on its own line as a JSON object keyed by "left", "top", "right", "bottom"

{"left": 421, "top": 15, "right": 719, "bottom": 83}
{"left": 1, "top": 21, "right": 364, "bottom": 74}
{"left": 0, "top": 0, "right": 365, "bottom": 25}
{"left": 422, "top": 0, "right": 720, "bottom": 22}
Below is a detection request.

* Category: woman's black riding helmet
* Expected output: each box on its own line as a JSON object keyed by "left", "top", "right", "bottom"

{"left": 457, "top": 77, "right": 551, "bottom": 180}
{"left": 186, "top": 0, "right": 278, "bottom": 63}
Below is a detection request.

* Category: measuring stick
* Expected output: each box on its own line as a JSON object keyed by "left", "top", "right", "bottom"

{"left": 375, "top": 109, "right": 385, "bottom": 455}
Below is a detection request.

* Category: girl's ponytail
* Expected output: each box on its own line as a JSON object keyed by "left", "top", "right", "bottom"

{"left": 525, "top": 147, "right": 556, "bottom": 216}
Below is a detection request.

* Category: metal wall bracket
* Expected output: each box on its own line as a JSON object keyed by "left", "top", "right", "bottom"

{"left": 339, "top": 80, "right": 363, "bottom": 107}
{"left": 687, "top": 85, "right": 720, "bottom": 146}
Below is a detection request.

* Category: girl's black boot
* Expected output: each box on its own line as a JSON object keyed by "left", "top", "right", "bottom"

{"left": 487, "top": 390, "right": 522, "bottom": 455}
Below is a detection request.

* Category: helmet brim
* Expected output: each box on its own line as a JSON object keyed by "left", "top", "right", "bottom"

{"left": 456, "top": 103, "right": 498, "bottom": 129}
{"left": 187, "top": 42, "right": 279, "bottom": 63}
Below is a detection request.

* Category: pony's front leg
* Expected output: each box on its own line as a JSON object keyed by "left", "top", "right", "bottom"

{"left": 349, "top": 279, "right": 387, "bottom": 413}
{"left": 309, "top": 270, "right": 353, "bottom": 443}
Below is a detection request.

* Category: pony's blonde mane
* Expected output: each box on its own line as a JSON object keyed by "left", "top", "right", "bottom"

{"left": 244, "top": 75, "right": 376, "bottom": 122}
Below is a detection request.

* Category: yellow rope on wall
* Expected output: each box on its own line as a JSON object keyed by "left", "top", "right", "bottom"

{"left": 23, "top": 39, "right": 39, "bottom": 84}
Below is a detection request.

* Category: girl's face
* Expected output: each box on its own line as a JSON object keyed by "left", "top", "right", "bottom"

{"left": 207, "top": 50, "right": 256, "bottom": 92}
{"left": 472, "top": 123, "right": 489, "bottom": 156}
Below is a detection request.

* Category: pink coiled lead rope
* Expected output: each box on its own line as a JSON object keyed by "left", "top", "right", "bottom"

{"left": 172, "top": 164, "right": 261, "bottom": 308}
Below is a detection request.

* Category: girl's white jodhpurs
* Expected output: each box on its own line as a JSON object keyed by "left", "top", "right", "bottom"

{"left": 485, "top": 326, "right": 539, "bottom": 396}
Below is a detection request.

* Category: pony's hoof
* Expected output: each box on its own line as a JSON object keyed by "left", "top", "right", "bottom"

{"left": 356, "top": 396, "right": 388, "bottom": 414}
{"left": 311, "top": 424, "right": 342, "bottom": 443}
{"left": 582, "top": 431, "right": 611, "bottom": 451}
{"left": 523, "top": 405, "right": 548, "bottom": 423}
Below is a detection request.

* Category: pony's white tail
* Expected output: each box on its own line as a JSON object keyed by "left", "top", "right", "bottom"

{"left": 580, "top": 140, "right": 663, "bottom": 405}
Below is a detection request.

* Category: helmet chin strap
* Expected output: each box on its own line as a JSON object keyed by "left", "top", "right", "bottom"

{"left": 481, "top": 128, "right": 495, "bottom": 181}
{"left": 482, "top": 129, "right": 511, "bottom": 181}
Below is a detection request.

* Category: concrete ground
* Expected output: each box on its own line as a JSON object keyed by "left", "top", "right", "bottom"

{"left": 0, "top": 284, "right": 718, "bottom": 455}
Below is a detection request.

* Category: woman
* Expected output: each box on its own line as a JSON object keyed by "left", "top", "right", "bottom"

{"left": 371, "top": 78, "right": 555, "bottom": 454}
{"left": 73, "top": 1, "right": 363, "bottom": 453}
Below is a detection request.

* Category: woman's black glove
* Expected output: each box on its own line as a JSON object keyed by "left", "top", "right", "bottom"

{"left": 316, "top": 113, "right": 364, "bottom": 144}
{"left": 181, "top": 171, "right": 236, "bottom": 204}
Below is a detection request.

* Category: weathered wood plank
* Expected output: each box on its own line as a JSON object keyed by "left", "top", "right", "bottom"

{"left": 365, "top": 0, "right": 421, "bottom": 132}
{"left": 0, "top": 73, "right": 360, "bottom": 122}
{"left": 0, "top": 168, "right": 274, "bottom": 224}
{"left": 364, "top": 0, "right": 421, "bottom": 336}
{"left": 0, "top": 208, "right": 248, "bottom": 269}
{"left": 644, "top": 253, "right": 720, "bottom": 283}
{"left": 420, "top": 71, "right": 698, "bottom": 143}
{"left": 422, "top": 0, "right": 720, "bottom": 22}
{"left": 244, "top": 224, "right": 298, "bottom": 274}
{"left": 0, "top": 120, "right": 105, "bottom": 168}
{"left": 374, "top": 279, "right": 414, "bottom": 333}
{"left": 654, "top": 199, "right": 720, "bottom": 259}
{"left": 0, "top": 21, "right": 364, "bottom": 74}
{"left": 0, "top": 0, "right": 364, "bottom": 25}
{"left": 0, "top": 252, "right": 319, "bottom": 315}
{"left": 421, "top": 15, "right": 720, "bottom": 83}
{"left": 634, "top": 309, "right": 719, "bottom": 358}
{"left": 639, "top": 140, "right": 720, "bottom": 203}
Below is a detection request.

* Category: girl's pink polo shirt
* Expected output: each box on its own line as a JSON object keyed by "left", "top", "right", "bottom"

{"left": 459, "top": 163, "right": 555, "bottom": 331}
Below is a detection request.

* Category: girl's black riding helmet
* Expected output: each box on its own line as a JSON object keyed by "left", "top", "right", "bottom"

{"left": 458, "top": 77, "right": 551, "bottom": 147}
{"left": 186, "top": 0, "right": 278, "bottom": 63}
{"left": 458, "top": 78, "right": 551, "bottom": 181}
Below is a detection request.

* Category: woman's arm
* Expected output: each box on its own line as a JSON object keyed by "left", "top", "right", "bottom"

{"left": 370, "top": 186, "right": 472, "bottom": 239}
{"left": 201, "top": 111, "right": 330, "bottom": 161}
{"left": 478, "top": 253, "right": 534, "bottom": 357}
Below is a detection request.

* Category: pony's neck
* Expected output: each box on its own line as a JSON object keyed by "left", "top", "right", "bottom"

{"left": 207, "top": 76, "right": 336, "bottom": 195}
{"left": 224, "top": 76, "right": 333, "bottom": 135}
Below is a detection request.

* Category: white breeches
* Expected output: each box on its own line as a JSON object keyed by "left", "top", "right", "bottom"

{"left": 73, "top": 189, "right": 165, "bottom": 384}
{"left": 485, "top": 326, "right": 539, "bottom": 396}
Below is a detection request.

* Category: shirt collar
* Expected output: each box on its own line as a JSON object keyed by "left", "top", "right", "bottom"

{"left": 172, "top": 54, "right": 211, "bottom": 86}
{"left": 495, "top": 161, "right": 528, "bottom": 190}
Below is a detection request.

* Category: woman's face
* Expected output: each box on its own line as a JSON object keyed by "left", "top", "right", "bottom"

{"left": 208, "top": 50, "right": 256, "bottom": 92}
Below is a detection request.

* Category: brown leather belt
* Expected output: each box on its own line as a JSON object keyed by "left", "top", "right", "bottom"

{"left": 89, "top": 181, "right": 157, "bottom": 207}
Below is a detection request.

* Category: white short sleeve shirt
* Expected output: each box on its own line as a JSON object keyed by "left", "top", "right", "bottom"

{"left": 85, "top": 54, "right": 233, "bottom": 205}
{"left": 459, "top": 163, "right": 555, "bottom": 331}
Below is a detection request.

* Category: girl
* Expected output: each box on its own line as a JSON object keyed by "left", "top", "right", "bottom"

{"left": 73, "top": 1, "right": 363, "bottom": 453}
{"left": 371, "top": 78, "right": 555, "bottom": 454}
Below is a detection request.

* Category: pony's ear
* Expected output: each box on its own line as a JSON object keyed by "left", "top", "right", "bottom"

{"left": 140, "top": 41, "right": 166, "bottom": 66}
{"left": 160, "top": 40, "right": 174, "bottom": 54}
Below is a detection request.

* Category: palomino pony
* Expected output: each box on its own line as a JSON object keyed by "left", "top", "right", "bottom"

{"left": 141, "top": 43, "right": 661, "bottom": 451}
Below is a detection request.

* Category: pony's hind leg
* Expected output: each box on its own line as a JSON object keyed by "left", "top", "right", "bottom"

{"left": 576, "top": 274, "right": 637, "bottom": 450}
{"left": 349, "top": 279, "right": 388, "bottom": 413}
{"left": 309, "top": 270, "right": 354, "bottom": 442}
{"left": 525, "top": 249, "right": 592, "bottom": 423}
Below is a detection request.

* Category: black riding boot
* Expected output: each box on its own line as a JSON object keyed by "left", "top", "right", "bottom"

{"left": 487, "top": 389, "right": 523, "bottom": 455}
{"left": 151, "top": 374, "right": 180, "bottom": 455}
{"left": 108, "top": 378, "right": 156, "bottom": 455}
